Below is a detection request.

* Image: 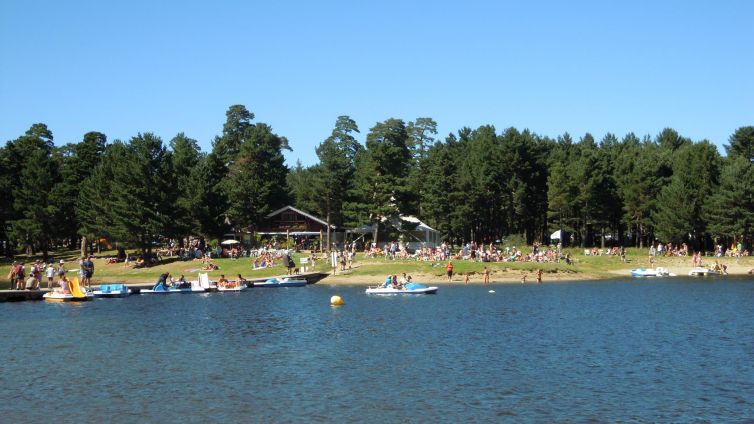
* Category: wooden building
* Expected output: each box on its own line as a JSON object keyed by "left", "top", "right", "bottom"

{"left": 256, "top": 206, "right": 343, "bottom": 246}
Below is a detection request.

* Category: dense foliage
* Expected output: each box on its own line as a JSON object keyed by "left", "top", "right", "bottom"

{"left": 1, "top": 105, "right": 752, "bottom": 255}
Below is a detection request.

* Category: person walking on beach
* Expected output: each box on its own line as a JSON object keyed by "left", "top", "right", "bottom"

{"left": 537, "top": 269, "right": 543, "bottom": 284}
{"left": 483, "top": 267, "right": 490, "bottom": 284}
{"left": 446, "top": 261, "right": 454, "bottom": 282}
{"left": 464, "top": 273, "right": 469, "bottom": 285}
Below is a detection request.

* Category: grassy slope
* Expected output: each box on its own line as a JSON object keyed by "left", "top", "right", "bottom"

{"left": 1, "top": 248, "right": 751, "bottom": 289}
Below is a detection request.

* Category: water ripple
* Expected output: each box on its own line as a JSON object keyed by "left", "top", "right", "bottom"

{"left": 1, "top": 278, "right": 753, "bottom": 421}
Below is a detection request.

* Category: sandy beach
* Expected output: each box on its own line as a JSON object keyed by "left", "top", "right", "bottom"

{"left": 318, "top": 258, "right": 754, "bottom": 285}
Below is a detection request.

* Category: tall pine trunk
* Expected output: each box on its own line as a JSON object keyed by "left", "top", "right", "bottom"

{"left": 326, "top": 211, "right": 331, "bottom": 251}
{"left": 372, "top": 220, "right": 379, "bottom": 247}
{"left": 81, "top": 236, "right": 88, "bottom": 258}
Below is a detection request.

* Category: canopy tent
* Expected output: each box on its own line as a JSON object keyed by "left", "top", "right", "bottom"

{"left": 550, "top": 230, "right": 562, "bottom": 240}
{"left": 221, "top": 239, "right": 240, "bottom": 245}
{"left": 349, "top": 216, "right": 440, "bottom": 248}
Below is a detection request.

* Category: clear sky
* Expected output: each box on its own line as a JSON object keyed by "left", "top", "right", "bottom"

{"left": 1, "top": 0, "right": 752, "bottom": 166}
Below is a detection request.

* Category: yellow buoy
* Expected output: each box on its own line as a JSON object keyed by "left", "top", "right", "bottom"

{"left": 330, "top": 295, "right": 344, "bottom": 306}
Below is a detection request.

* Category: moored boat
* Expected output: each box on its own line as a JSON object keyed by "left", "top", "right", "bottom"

{"left": 366, "top": 282, "right": 438, "bottom": 295}
{"left": 217, "top": 279, "right": 247, "bottom": 292}
{"left": 253, "top": 277, "right": 308, "bottom": 287}
{"left": 631, "top": 267, "right": 675, "bottom": 277}
{"left": 687, "top": 267, "right": 721, "bottom": 276}
{"left": 43, "top": 278, "right": 94, "bottom": 302}
{"left": 93, "top": 283, "right": 131, "bottom": 298}
{"left": 141, "top": 273, "right": 210, "bottom": 294}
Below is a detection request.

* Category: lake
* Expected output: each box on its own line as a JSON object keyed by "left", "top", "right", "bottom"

{"left": 1, "top": 277, "right": 753, "bottom": 422}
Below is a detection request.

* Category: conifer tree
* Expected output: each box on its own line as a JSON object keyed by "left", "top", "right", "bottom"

{"left": 225, "top": 122, "right": 290, "bottom": 232}
{"left": 311, "top": 116, "right": 361, "bottom": 246}
{"left": 347, "top": 119, "right": 411, "bottom": 243}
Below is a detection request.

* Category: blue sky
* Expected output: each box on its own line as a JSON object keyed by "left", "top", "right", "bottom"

{"left": 1, "top": 0, "right": 752, "bottom": 166}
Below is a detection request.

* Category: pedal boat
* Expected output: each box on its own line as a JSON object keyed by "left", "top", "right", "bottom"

{"left": 366, "top": 282, "right": 438, "bottom": 295}
{"left": 93, "top": 283, "right": 131, "bottom": 298}
{"left": 43, "top": 278, "right": 94, "bottom": 302}
{"left": 253, "top": 277, "right": 308, "bottom": 287}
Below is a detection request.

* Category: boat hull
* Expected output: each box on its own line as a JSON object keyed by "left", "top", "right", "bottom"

{"left": 631, "top": 267, "right": 675, "bottom": 277}
{"left": 217, "top": 285, "right": 247, "bottom": 292}
{"left": 43, "top": 292, "right": 94, "bottom": 302}
{"left": 365, "top": 287, "right": 438, "bottom": 295}
{"left": 93, "top": 291, "right": 130, "bottom": 298}
{"left": 253, "top": 278, "right": 308, "bottom": 287}
{"left": 688, "top": 267, "right": 721, "bottom": 276}
{"left": 140, "top": 288, "right": 206, "bottom": 294}
{"left": 253, "top": 282, "right": 307, "bottom": 287}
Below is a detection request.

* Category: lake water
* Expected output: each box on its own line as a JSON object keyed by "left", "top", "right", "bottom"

{"left": 1, "top": 277, "right": 753, "bottom": 422}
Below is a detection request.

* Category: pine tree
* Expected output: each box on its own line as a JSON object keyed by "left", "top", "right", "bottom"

{"left": 6, "top": 124, "right": 58, "bottom": 256}
{"left": 225, "top": 122, "right": 290, "bottom": 232}
{"left": 346, "top": 119, "right": 411, "bottom": 243}
{"left": 312, "top": 115, "right": 361, "bottom": 241}
{"left": 93, "top": 134, "right": 176, "bottom": 253}
{"left": 652, "top": 142, "right": 721, "bottom": 245}
{"left": 725, "top": 126, "right": 754, "bottom": 162}
{"left": 287, "top": 160, "right": 319, "bottom": 214}
{"left": 186, "top": 152, "right": 230, "bottom": 239}
{"left": 56, "top": 131, "right": 107, "bottom": 248}
{"left": 169, "top": 133, "right": 202, "bottom": 240}
{"left": 704, "top": 156, "right": 754, "bottom": 245}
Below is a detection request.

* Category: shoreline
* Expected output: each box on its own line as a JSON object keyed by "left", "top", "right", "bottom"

{"left": 3, "top": 254, "right": 752, "bottom": 288}
{"left": 314, "top": 264, "right": 754, "bottom": 285}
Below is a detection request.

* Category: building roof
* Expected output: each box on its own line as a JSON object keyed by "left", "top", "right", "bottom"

{"left": 265, "top": 205, "right": 336, "bottom": 229}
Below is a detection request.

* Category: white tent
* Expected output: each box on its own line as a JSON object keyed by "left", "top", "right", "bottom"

{"left": 349, "top": 216, "right": 440, "bottom": 248}
{"left": 550, "top": 230, "right": 562, "bottom": 240}
{"left": 221, "top": 239, "right": 240, "bottom": 245}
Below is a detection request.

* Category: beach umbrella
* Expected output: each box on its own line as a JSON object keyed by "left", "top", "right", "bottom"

{"left": 221, "top": 239, "right": 240, "bottom": 245}
{"left": 550, "top": 230, "right": 561, "bottom": 240}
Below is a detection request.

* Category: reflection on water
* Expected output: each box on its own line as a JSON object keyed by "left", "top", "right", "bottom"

{"left": 1, "top": 278, "right": 753, "bottom": 422}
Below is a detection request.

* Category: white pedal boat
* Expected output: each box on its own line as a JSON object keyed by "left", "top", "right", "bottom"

{"left": 141, "top": 273, "right": 214, "bottom": 293}
{"left": 631, "top": 267, "right": 675, "bottom": 277}
{"left": 93, "top": 283, "right": 131, "bottom": 298}
{"left": 217, "top": 280, "right": 247, "bottom": 292}
{"left": 43, "top": 278, "right": 94, "bottom": 302}
{"left": 688, "top": 267, "right": 722, "bottom": 276}
{"left": 253, "top": 277, "right": 308, "bottom": 287}
{"left": 366, "top": 282, "right": 438, "bottom": 295}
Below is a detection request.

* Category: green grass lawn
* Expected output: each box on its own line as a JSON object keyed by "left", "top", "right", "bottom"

{"left": 1, "top": 247, "right": 751, "bottom": 289}
{"left": 0, "top": 249, "right": 303, "bottom": 289}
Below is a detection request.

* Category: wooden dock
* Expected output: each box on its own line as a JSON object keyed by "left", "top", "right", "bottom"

{"left": 0, "top": 272, "right": 329, "bottom": 301}
{"left": 0, "top": 289, "right": 48, "bottom": 302}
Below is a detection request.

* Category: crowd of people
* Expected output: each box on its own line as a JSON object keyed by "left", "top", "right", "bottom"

{"left": 6, "top": 256, "right": 93, "bottom": 291}
{"left": 363, "top": 241, "right": 571, "bottom": 265}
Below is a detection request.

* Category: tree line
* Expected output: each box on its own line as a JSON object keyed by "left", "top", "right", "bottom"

{"left": 1, "top": 104, "right": 752, "bottom": 257}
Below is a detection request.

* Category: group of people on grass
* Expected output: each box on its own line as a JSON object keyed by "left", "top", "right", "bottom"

{"left": 364, "top": 241, "right": 569, "bottom": 266}
{"left": 7, "top": 256, "right": 93, "bottom": 292}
